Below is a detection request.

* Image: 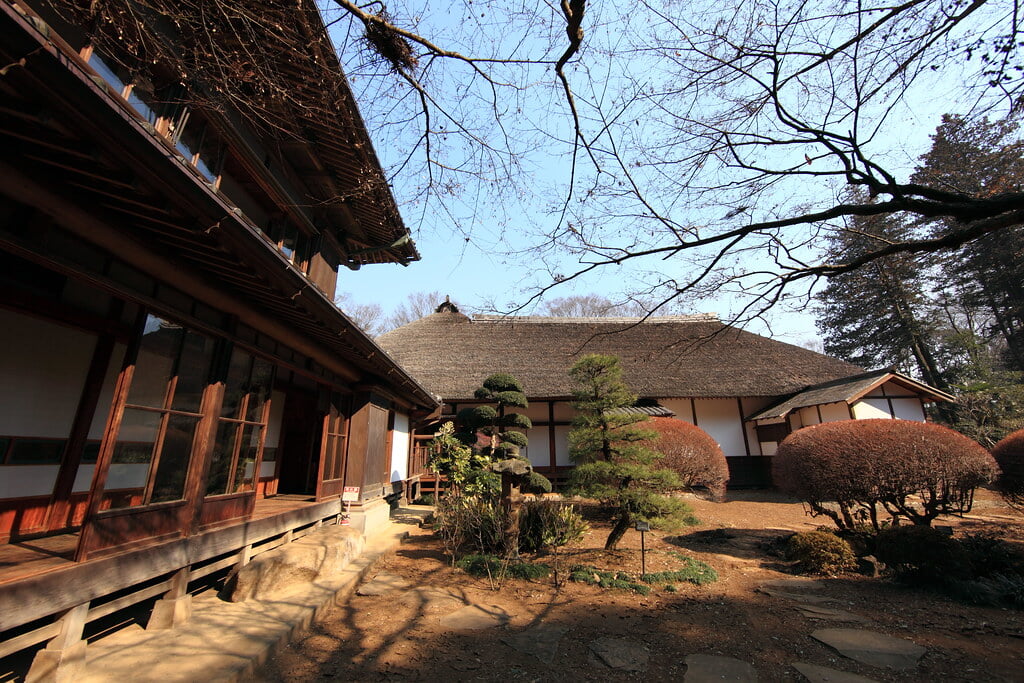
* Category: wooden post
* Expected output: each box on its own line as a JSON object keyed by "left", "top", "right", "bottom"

{"left": 26, "top": 603, "right": 89, "bottom": 683}
{"left": 147, "top": 567, "right": 192, "bottom": 630}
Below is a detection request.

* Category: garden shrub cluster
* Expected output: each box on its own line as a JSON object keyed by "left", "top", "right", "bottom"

{"left": 639, "top": 557, "right": 718, "bottom": 586}
{"left": 518, "top": 500, "right": 588, "bottom": 553}
{"left": 642, "top": 417, "right": 730, "bottom": 500}
{"left": 773, "top": 419, "right": 998, "bottom": 530}
{"left": 569, "top": 566, "right": 651, "bottom": 595}
{"left": 786, "top": 530, "right": 858, "bottom": 575}
{"left": 992, "top": 428, "right": 1024, "bottom": 507}
{"left": 457, "top": 554, "right": 551, "bottom": 580}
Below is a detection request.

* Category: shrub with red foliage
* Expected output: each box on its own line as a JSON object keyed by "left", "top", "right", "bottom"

{"left": 643, "top": 418, "right": 729, "bottom": 501}
{"left": 992, "top": 429, "right": 1024, "bottom": 506}
{"left": 774, "top": 419, "right": 998, "bottom": 530}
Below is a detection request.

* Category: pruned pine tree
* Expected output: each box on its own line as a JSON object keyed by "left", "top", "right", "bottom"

{"left": 912, "top": 114, "right": 1024, "bottom": 374}
{"left": 814, "top": 197, "right": 948, "bottom": 392}
{"left": 457, "top": 373, "right": 531, "bottom": 460}
{"left": 566, "top": 354, "right": 695, "bottom": 550}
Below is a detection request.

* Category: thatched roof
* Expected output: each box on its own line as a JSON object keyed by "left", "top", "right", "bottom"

{"left": 377, "top": 309, "right": 866, "bottom": 401}
{"left": 746, "top": 370, "right": 955, "bottom": 421}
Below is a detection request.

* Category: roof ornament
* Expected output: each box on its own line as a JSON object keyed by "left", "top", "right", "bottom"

{"left": 435, "top": 295, "right": 459, "bottom": 313}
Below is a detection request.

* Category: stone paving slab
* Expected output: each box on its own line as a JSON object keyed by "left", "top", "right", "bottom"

{"left": 356, "top": 571, "right": 413, "bottom": 596}
{"left": 811, "top": 628, "right": 926, "bottom": 670}
{"left": 588, "top": 637, "right": 649, "bottom": 672}
{"left": 438, "top": 604, "right": 511, "bottom": 631}
{"left": 792, "top": 661, "right": 880, "bottom": 682}
{"left": 502, "top": 625, "right": 567, "bottom": 664}
{"left": 684, "top": 654, "right": 758, "bottom": 682}
{"left": 796, "top": 604, "right": 868, "bottom": 623}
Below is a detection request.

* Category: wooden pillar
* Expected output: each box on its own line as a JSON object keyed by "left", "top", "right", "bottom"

{"left": 26, "top": 603, "right": 89, "bottom": 683}
{"left": 147, "top": 567, "right": 192, "bottom": 630}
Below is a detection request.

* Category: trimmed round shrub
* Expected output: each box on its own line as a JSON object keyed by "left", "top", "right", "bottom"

{"left": 992, "top": 429, "right": 1024, "bottom": 506}
{"left": 523, "top": 471, "right": 553, "bottom": 494}
{"left": 642, "top": 418, "right": 729, "bottom": 500}
{"left": 518, "top": 500, "right": 588, "bottom": 552}
{"left": 774, "top": 419, "right": 998, "bottom": 530}
{"left": 873, "top": 525, "right": 971, "bottom": 583}
{"left": 786, "top": 530, "right": 857, "bottom": 575}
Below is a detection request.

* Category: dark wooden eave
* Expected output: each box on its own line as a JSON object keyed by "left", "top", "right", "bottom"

{"left": 0, "top": 1, "right": 436, "bottom": 409}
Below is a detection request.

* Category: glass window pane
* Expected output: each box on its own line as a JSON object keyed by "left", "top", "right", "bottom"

{"left": 333, "top": 436, "right": 347, "bottom": 481}
{"left": 0, "top": 437, "right": 10, "bottom": 463}
{"left": 8, "top": 439, "right": 65, "bottom": 464}
{"left": 82, "top": 441, "right": 101, "bottom": 464}
{"left": 205, "top": 421, "right": 239, "bottom": 496}
{"left": 127, "top": 316, "right": 182, "bottom": 408}
{"left": 112, "top": 408, "right": 160, "bottom": 464}
{"left": 221, "top": 347, "right": 252, "bottom": 419}
{"left": 171, "top": 329, "right": 216, "bottom": 413}
{"left": 233, "top": 424, "right": 262, "bottom": 492}
{"left": 150, "top": 413, "right": 198, "bottom": 503}
{"left": 245, "top": 357, "right": 275, "bottom": 422}
{"left": 323, "top": 434, "right": 336, "bottom": 482}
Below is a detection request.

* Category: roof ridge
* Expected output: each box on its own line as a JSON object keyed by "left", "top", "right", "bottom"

{"left": 470, "top": 313, "right": 720, "bottom": 324}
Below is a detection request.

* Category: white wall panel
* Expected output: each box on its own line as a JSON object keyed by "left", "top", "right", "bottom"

{"left": 86, "top": 343, "right": 126, "bottom": 440}
{"left": 389, "top": 412, "right": 411, "bottom": 482}
{"left": 661, "top": 399, "right": 695, "bottom": 424}
{"left": 851, "top": 399, "right": 892, "bottom": 419}
{"left": 798, "top": 407, "right": 820, "bottom": 426}
{"left": 693, "top": 398, "right": 746, "bottom": 457}
{"left": 551, "top": 402, "right": 576, "bottom": 422}
{"left": 0, "top": 309, "right": 96, "bottom": 437}
{"left": 820, "top": 403, "right": 851, "bottom": 423}
{"left": 523, "top": 426, "right": 550, "bottom": 467}
{"left": 264, "top": 390, "right": 286, "bottom": 449}
{"left": 0, "top": 465, "right": 60, "bottom": 498}
{"left": 891, "top": 399, "right": 925, "bottom": 421}
{"left": 554, "top": 425, "right": 572, "bottom": 465}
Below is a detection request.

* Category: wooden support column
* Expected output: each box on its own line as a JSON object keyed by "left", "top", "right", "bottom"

{"left": 26, "top": 603, "right": 89, "bottom": 683}
{"left": 147, "top": 567, "right": 192, "bottom": 631}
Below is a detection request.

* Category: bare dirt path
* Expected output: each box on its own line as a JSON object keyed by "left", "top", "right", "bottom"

{"left": 255, "top": 491, "right": 1024, "bottom": 682}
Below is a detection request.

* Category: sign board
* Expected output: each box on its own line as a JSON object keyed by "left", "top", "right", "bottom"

{"left": 634, "top": 521, "right": 650, "bottom": 532}
{"left": 342, "top": 486, "right": 360, "bottom": 502}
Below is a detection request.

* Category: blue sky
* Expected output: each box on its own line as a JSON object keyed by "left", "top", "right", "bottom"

{"left": 322, "top": 1, "right": 992, "bottom": 347}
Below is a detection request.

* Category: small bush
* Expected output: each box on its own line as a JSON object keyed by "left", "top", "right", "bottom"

{"left": 951, "top": 573, "right": 1024, "bottom": 608}
{"left": 569, "top": 565, "right": 650, "bottom": 595}
{"left": 435, "top": 496, "right": 507, "bottom": 557}
{"left": 992, "top": 429, "right": 1024, "bottom": 506}
{"left": 641, "top": 558, "right": 718, "bottom": 586}
{"left": 642, "top": 418, "right": 730, "bottom": 500}
{"left": 457, "top": 554, "right": 550, "bottom": 580}
{"left": 463, "top": 469, "right": 501, "bottom": 499}
{"left": 786, "top": 531, "right": 857, "bottom": 575}
{"left": 412, "top": 493, "right": 435, "bottom": 506}
{"left": 959, "top": 533, "right": 1022, "bottom": 578}
{"left": 774, "top": 419, "right": 998, "bottom": 530}
{"left": 518, "top": 501, "right": 588, "bottom": 553}
{"left": 873, "top": 525, "right": 971, "bottom": 583}
{"left": 523, "top": 471, "right": 553, "bottom": 494}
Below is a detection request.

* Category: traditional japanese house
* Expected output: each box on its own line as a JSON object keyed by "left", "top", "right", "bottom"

{"left": 0, "top": 0, "right": 438, "bottom": 667}
{"left": 377, "top": 302, "right": 953, "bottom": 490}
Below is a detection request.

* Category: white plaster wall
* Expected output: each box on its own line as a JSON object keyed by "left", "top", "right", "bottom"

{"left": 891, "top": 399, "right": 926, "bottom": 421}
{"left": 524, "top": 426, "right": 550, "bottom": 467}
{"left": 660, "top": 398, "right": 695, "bottom": 424}
{"left": 264, "top": 390, "right": 286, "bottom": 448}
{"left": 521, "top": 403, "right": 550, "bottom": 422}
{"left": 259, "top": 462, "right": 276, "bottom": 477}
{"left": 819, "top": 403, "right": 851, "bottom": 423}
{"left": 389, "top": 412, "right": 411, "bottom": 483}
{"left": 0, "top": 465, "right": 60, "bottom": 498}
{"left": 798, "top": 407, "right": 820, "bottom": 426}
{"left": 740, "top": 398, "right": 773, "bottom": 456}
{"left": 551, "top": 402, "right": 576, "bottom": 422}
{"left": 0, "top": 309, "right": 96, "bottom": 437}
{"left": 693, "top": 398, "right": 747, "bottom": 457}
{"left": 851, "top": 399, "right": 892, "bottom": 419}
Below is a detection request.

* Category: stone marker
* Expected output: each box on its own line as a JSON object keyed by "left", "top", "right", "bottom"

{"left": 588, "top": 638, "right": 649, "bottom": 672}
{"left": 811, "top": 629, "right": 926, "bottom": 670}
{"left": 684, "top": 654, "right": 758, "bottom": 682}
{"left": 792, "top": 661, "right": 879, "bottom": 683}
{"left": 502, "top": 626, "right": 567, "bottom": 664}
{"left": 439, "top": 604, "right": 511, "bottom": 631}
{"left": 796, "top": 604, "right": 868, "bottom": 623}
{"left": 356, "top": 571, "right": 412, "bottom": 596}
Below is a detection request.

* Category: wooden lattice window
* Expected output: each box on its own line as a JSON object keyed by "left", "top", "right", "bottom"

{"left": 322, "top": 393, "right": 351, "bottom": 483}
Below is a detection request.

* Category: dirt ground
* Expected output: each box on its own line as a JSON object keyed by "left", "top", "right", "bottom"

{"left": 256, "top": 491, "right": 1024, "bottom": 682}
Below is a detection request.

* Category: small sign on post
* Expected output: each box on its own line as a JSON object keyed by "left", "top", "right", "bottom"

{"left": 341, "top": 486, "right": 360, "bottom": 525}
{"left": 635, "top": 521, "right": 650, "bottom": 577}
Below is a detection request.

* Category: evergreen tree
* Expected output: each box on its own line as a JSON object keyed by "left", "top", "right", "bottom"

{"left": 457, "top": 373, "right": 532, "bottom": 459}
{"left": 912, "top": 114, "right": 1024, "bottom": 372}
{"left": 814, "top": 195, "right": 948, "bottom": 391}
{"left": 566, "top": 354, "right": 695, "bottom": 550}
